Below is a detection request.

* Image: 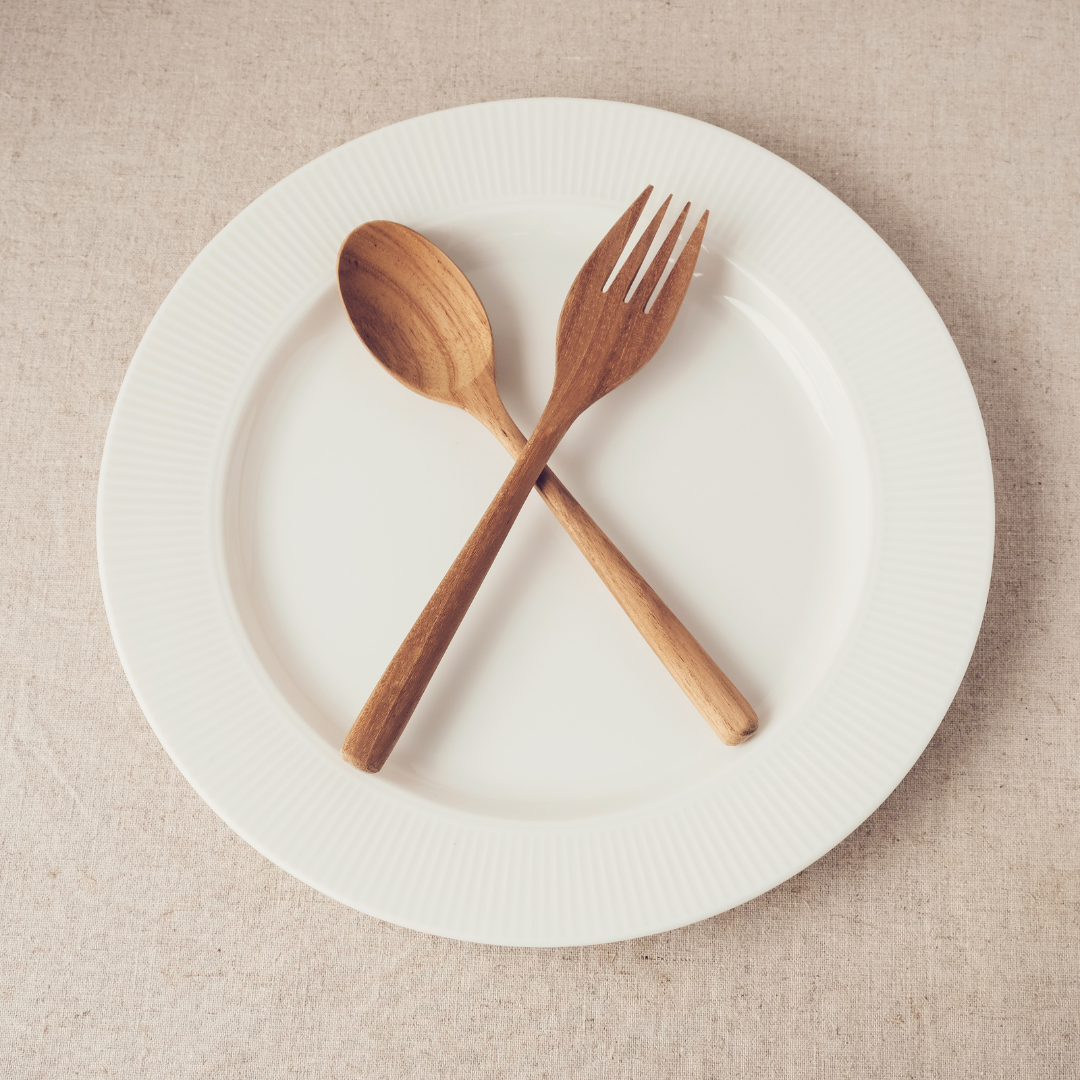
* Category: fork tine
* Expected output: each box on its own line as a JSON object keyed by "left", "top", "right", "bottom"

{"left": 580, "top": 185, "right": 654, "bottom": 283}
{"left": 630, "top": 201, "right": 690, "bottom": 311}
{"left": 641, "top": 210, "right": 708, "bottom": 322}
{"left": 607, "top": 194, "right": 672, "bottom": 300}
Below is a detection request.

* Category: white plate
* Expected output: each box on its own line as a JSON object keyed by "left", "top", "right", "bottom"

{"left": 98, "top": 99, "right": 993, "bottom": 945}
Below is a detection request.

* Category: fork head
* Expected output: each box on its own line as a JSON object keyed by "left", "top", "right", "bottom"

{"left": 553, "top": 186, "right": 709, "bottom": 409}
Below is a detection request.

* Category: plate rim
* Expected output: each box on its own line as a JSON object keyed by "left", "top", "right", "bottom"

{"left": 97, "top": 97, "right": 994, "bottom": 945}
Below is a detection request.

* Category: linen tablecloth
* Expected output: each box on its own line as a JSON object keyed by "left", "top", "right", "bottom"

{"left": 3, "top": 1, "right": 1077, "bottom": 1076}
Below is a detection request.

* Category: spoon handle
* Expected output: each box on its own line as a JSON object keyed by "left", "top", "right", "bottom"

{"left": 341, "top": 405, "right": 576, "bottom": 773}
{"left": 472, "top": 394, "right": 757, "bottom": 746}
{"left": 531, "top": 464, "right": 757, "bottom": 744}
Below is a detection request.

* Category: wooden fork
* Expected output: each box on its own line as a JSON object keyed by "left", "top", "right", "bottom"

{"left": 342, "top": 186, "right": 744, "bottom": 772}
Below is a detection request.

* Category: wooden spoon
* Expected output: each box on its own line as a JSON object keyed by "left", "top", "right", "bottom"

{"left": 338, "top": 187, "right": 757, "bottom": 772}
{"left": 338, "top": 217, "right": 758, "bottom": 753}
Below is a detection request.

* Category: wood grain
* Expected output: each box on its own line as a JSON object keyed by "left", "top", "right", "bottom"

{"left": 340, "top": 189, "right": 757, "bottom": 772}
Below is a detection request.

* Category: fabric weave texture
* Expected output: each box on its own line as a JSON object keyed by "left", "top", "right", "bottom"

{"left": 1, "top": 1, "right": 1077, "bottom": 1077}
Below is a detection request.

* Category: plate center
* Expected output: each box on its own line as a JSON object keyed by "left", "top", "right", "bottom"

{"left": 224, "top": 201, "right": 873, "bottom": 820}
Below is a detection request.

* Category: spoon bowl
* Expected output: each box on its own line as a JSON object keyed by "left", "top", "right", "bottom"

{"left": 339, "top": 221, "right": 495, "bottom": 408}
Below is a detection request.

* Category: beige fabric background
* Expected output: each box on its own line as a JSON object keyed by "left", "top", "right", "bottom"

{"left": 2, "top": 1, "right": 1077, "bottom": 1076}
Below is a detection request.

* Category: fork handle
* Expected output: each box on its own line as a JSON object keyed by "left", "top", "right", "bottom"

{"left": 341, "top": 405, "right": 576, "bottom": 772}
